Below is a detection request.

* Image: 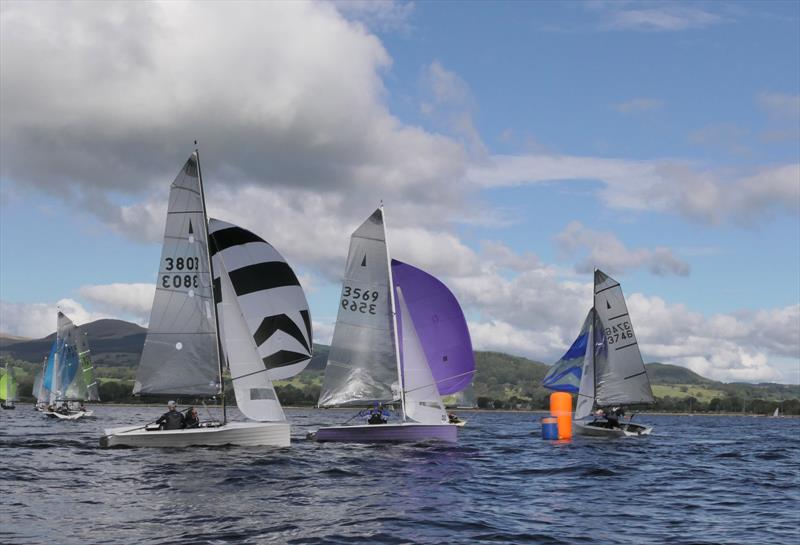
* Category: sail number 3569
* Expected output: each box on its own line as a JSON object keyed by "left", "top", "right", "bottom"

{"left": 341, "top": 286, "right": 379, "bottom": 315}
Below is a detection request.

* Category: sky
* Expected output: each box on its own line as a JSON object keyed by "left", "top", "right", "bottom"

{"left": 1, "top": 0, "right": 798, "bottom": 384}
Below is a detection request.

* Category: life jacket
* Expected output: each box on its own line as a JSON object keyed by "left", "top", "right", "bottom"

{"left": 161, "top": 410, "right": 185, "bottom": 430}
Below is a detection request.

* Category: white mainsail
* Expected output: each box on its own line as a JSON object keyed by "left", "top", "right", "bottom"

{"left": 134, "top": 153, "right": 221, "bottom": 397}
{"left": 593, "top": 270, "right": 654, "bottom": 407}
{"left": 318, "top": 209, "right": 398, "bottom": 406}
{"left": 397, "top": 288, "right": 447, "bottom": 424}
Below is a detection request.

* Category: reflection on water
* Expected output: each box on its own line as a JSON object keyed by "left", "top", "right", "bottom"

{"left": 1, "top": 407, "right": 799, "bottom": 544}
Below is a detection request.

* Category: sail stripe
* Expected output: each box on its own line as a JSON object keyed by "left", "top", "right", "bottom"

{"left": 213, "top": 277, "right": 222, "bottom": 304}
{"left": 253, "top": 314, "right": 310, "bottom": 352}
{"left": 615, "top": 342, "right": 638, "bottom": 351}
{"left": 168, "top": 210, "right": 205, "bottom": 215}
{"left": 300, "top": 309, "right": 312, "bottom": 347}
{"left": 595, "top": 283, "right": 620, "bottom": 295}
{"left": 228, "top": 262, "right": 300, "bottom": 296}
{"left": 608, "top": 313, "right": 629, "bottom": 321}
{"left": 208, "top": 226, "right": 263, "bottom": 257}
{"left": 624, "top": 371, "right": 647, "bottom": 380}
{"left": 262, "top": 350, "right": 310, "bottom": 369}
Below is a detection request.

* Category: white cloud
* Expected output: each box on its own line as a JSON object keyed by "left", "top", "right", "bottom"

{"left": 468, "top": 154, "right": 800, "bottom": 225}
{"left": 78, "top": 283, "right": 155, "bottom": 324}
{"left": 589, "top": 2, "right": 728, "bottom": 32}
{"left": 333, "top": 0, "right": 415, "bottom": 33}
{"left": 555, "top": 221, "right": 690, "bottom": 276}
{"left": 0, "top": 299, "right": 108, "bottom": 338}
{"left": 613, "top": 98, "right": 664, "bottom": 113}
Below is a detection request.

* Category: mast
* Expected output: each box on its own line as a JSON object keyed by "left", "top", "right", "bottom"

{"left": 52, "top": 313, "right": 60, "bottom": 404}
{"left": 195, "top": 147, "right": 227, "bottom": 425}
{"left": 592, "top": 269, "right": 597, "bottom": 411}
{"left": 382, "top": 204, "right": 406, "bottom": 421}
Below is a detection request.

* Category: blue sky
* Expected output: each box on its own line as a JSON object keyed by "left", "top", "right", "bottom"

{"left": 1, "top": 1, "right": 798, "bottom": 383}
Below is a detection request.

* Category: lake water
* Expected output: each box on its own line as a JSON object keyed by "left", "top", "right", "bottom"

{"left": 1, "top": 406, "right": 798, "bottom": 544}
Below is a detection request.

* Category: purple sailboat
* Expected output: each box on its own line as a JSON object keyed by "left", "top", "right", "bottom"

{"left": 309, "top": 207, "right": 475, "bottom": 443}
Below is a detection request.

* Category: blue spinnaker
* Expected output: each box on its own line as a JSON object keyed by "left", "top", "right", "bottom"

{"left": 542, "top": 311, "right": 593, "bottom": 393}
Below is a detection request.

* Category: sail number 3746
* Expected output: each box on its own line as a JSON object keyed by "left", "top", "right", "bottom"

{"left": 605, "top": 321, "right": 635, "bottom": 345}
{"left": 341, "top": 286, "right": 379, "bottom": 315}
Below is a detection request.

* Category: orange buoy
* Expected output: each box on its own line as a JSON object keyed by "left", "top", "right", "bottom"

{"left": 549, "top": 392, "right": 573, "bottom": 439}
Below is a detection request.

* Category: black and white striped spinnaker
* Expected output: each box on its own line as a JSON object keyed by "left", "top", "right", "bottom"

{"left": 209, "top": 219, "right": 313, "bottom": 385}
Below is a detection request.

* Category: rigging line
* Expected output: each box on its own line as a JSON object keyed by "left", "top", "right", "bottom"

{"left": 229, "top": 367, "right": 271, "bottom": 382}
{"left": 594, "top": 283, "right": 620, "bottom": 295}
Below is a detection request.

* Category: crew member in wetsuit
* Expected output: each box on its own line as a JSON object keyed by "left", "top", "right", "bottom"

{"left": 184, "top": 407, "right": 200, "bottom": 429}
{"left": 603, "top": 407, "right": 623, "bottom": 429}
{"left": 367, "top": 403, "right": 387, "bottom": 425}
{"left": 156, "top": 400, "right": 185, "bottom": 430}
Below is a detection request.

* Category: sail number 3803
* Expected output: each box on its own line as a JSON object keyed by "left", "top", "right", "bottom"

{"left": 162, "top": 257, "right": 200, "bottom": 289}
{"left": 341, "top": 286, "right": 379, "bottom": 315}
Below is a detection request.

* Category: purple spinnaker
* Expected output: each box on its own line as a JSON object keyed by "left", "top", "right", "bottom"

{"left": 391, "top": 259, "right": 475, "bottom": 395}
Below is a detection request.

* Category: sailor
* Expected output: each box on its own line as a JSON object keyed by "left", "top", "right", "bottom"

{"left": 156, "top": 400, "right": 185, "bottom": 430}
{"left": 603, "top": 407, "right": 622, "bottom": 429}
{"left": 184, "top": 407, "right": 200, "bottom": 429}
{"left": 367, "top": 403, "right": 387, "bottom": 425}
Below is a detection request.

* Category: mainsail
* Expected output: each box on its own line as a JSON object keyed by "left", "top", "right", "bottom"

{"left": 208, "top": 219, "right": 312, "bottom": 381}
{"left": 391, "top": 260, "right": 474, "bottom": 396}
{"left": 209, "top": 218, "right": 313, "bottom": 421}
{"left": 396, "top": 287, "right": 447, "bottom": 424}
{"left": 41, "top": 313, "right": 98, "bottom": 402}
{"left": 134, "top": 153, "right": 221, "bottom": 396}
{"left": 593, "top": 270, "right": 654, "bottom": 407}
{"left": 75, "top": 327, "right": 100, "bottom": 401}
{"left": 319, "top": 209, "right": 398, "bottom": 406}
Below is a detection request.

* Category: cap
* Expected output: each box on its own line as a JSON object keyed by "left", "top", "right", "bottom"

{"left": 168, "top": 400, "right": 176, "bottom": 407}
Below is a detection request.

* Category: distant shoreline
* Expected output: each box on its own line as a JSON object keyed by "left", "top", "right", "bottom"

{"left": 14, "top": 402, "right": 797, "bottom": 417}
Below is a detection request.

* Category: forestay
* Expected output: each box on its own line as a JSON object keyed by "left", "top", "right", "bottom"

{"left": 208, "top": 219, "right": 312, "bottom": 381}
{"left": 319, "top": 209, "right": 398, "bottom": 406}
{"left": 134, "top": 153, "right": 220, "bottom": 396}
{"left": 396, "top": 287, "right": 447, "bottom": 424}
{"left": 593, "top": 270, "right": 654, "bottom": 407}
{"left": 391, "top": 260, "right": 474, "bottom": 396}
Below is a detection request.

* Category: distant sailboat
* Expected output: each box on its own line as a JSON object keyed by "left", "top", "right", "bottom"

{"left": 773, "top": 407, "right": 780, "bottom": 418}
{"left": 1, "top": 362, "right": 17, "bottom": 410}
{"left": 40, "top": 312, "right": 100, "bottom": 420}
{"left": 101, "top": 151, "right": 312, "bottom": 448}
{"left": 543, "top": 269, "right": 654, "bottom": 437}
{"left": 309, "top": 207, "right": 474, "bottom": 443}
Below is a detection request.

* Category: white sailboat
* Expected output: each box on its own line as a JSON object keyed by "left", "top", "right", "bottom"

{"left": 773, "top": 407, "right": 780, "bottom": 418}
{"left": 39, "top": 312, "right": 100, "bottom": 420}
{"left": 543, "top": 269, "right": 655, "bottom": 437}
{"left": 308, "top": 207, "right": 475, "bottom": 443}
{"left": 102, "top": 151, "right": 312, "bottom": 448}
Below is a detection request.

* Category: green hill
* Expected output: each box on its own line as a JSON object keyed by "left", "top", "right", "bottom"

{"left": 3, "top": 319, "right": 798, "bottom": 414}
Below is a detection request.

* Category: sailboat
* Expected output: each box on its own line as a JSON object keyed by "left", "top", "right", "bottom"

{"left": 773, "top": 407, "right": 780, "bottom": 418}
{"left": 32, "top": 355, "right": 50, "bottom": 411}
{"left": 542, "top": 269, "right": 654, "bottom": 437}
{"left": 40, "top": 312, "right": 100, "bottom": 420}
{"left": 308, "top": 207, "right": 474, "bottom": 443}
{"left": 101, "top": 151, "right": 312, "bottom": 448}
{"left": 0, "top": 362, "right": 17, "bottom": 410}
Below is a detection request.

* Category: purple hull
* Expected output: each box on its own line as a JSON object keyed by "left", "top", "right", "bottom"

{"left": 310, "top": 423, "right": 457, "bottom": 443}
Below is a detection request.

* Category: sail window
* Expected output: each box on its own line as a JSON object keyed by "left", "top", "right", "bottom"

{"left": 250, "top": 388, "right": 277, "bottom": 401}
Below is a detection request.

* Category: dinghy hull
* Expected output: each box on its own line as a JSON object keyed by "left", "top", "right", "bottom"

{"left": 574, "top": 420, "right": 652, "bottom": 437}
{"left": 100, "top": 421, "right": 290, "bottom": 448}
{"left": 47, "top": 410, "right": 93, "bottom": 420}
{"left": 309, "top": 422, "right": 457, "bottom": 443}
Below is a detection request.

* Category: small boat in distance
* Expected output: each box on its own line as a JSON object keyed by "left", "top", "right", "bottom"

{"left": 101, "top": 151, "right": 313, "bottom": 448}
{"left": 543, "top": 269, "right": 654, "bottom": 437}
{"left": 773, "top": 407, "right": 780, "bottom": 418}
{"left": 308, "top": 207, "right": 475, "bottom": 443}
{"left": 40, "top": 312, "right": 100, "bottom": 420}
{"left": 1, "top": 362, "right": 17, "bottom": 409}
